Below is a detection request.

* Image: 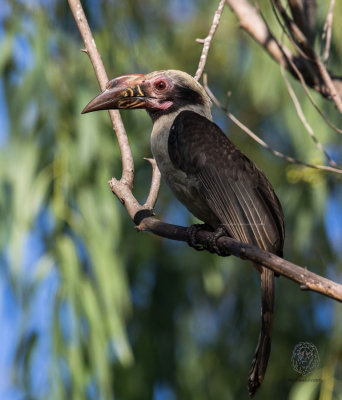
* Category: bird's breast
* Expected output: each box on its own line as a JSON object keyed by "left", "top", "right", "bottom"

{"left": 150, "top": 119, "right": 218, "bottom": 227}
{"left": 151, "top": 122, "right": 195, "bottom": 197}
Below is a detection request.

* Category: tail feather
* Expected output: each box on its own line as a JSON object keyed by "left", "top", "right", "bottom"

{"left": 248, "top": 266, "right": 274, "bottom": 397}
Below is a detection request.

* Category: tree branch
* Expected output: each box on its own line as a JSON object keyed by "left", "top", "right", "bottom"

{"left": 321, "top": 0, "right": 335, "bottom": 64}
{"left": 203, "top": 74, "right": 342, "bottom": 175}
{"left": 69, "top": 0, "right": 342, "bottom": 304}
{"left": 225, "top": 0, "right": 342, "bottom": 110}
{"left": 280, "top": 66, "right": 338, "bottom": 168}
{"left": 68, "top": 0, "right": 135, "bottom": 187}
{"left": 143, "top": 158, "right": 161, "bottom": 210}
{"left": 272, "top": 0, "right": 342, "bottom": 113}
{"left": 135, "top": 216, "right": 342, "bottom": 303}
{"left": 194, "top": 0, "right": 226, "bottom": 81}
{"left": 278, "top": 39, "right": 342, "bottom": 135}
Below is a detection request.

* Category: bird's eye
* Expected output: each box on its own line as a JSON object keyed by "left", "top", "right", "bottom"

{"left": 154, "top": 80, "right": 167, "bottom": 91}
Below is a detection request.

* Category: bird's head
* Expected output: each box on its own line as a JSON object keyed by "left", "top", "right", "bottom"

{"left": 82, "top": 70, "right": 211, "bottom": 121}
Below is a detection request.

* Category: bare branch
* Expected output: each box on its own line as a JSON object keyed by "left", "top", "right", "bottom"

{"left": 203, "top": 74, "right": 342, "bottom": 174}
{"left": 226, "top": 0, "right": 293, "bottom": 68}
{"left": 314, "top": 54, "right": 342, "bottom": 113}
{"left": 194, "top": 0, "right": 226, "bottom": 81}
{"left": 226, "top": 0, "right": 342, "bottom": 109}
{"left": 136, "top": 216, "right": 342, "bottom": 303}
{"left": 280, "top": 66, "right": 338, "bottom": 168}
{"left": 68, "top": 0, "right": 135, "bottom": 187}
{"left": 259, "top": 1, "right": 342, "bottom": 134}
{"left": 143, "top": 158, "right": 162, "bottom": 210}
{"left": 272, "top": 0, "right": 342, "bottom": 113}
{"left": 321, "top": 0, "right": 335, "bottom": 64}
{"left": 281, "top": 46, "right": 342, "bottom": 134}
{"left": 269, "top": 1, "right": 342, "bottom": 131}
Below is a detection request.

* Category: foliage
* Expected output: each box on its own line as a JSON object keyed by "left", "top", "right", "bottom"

{"left": 0, "top": 0, "right": 342, "bottom": 399}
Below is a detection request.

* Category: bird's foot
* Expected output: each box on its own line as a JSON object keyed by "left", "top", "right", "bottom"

{"left": 207, "top": 225, "right": 230, "bottom": 256}
{"left": 187, "top": 224, "right": 230, "bottom": 256}
{"left": 187, "top": 223, "right": 212, "bottom": 251}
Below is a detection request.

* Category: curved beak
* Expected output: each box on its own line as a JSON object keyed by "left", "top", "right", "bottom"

{"left": 82, "top": 74, "right": 149, "bottom": 114}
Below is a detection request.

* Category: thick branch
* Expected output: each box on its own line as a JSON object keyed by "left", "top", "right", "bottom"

{"left": 226, "top": 0, "right": 293, "bottom": 67}
{"left": 136, "top": 215, "right": 342, "bottom": 302}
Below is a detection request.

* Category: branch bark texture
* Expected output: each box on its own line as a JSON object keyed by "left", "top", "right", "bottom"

{"left": 136, "top": 216, "right": 342, "bottom": 302}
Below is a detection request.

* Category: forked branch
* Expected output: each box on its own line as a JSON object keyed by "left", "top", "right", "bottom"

{"left": 226, "top": 0, "right": 342, "bottom": 112}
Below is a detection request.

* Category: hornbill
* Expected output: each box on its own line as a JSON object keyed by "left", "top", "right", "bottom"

{"left": 82, "top": 70, "right": 285, "bottom": 396}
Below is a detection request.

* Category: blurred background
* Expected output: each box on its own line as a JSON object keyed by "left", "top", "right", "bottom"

{"left": 1, "top": 0, "right": 342, "bottom": 399}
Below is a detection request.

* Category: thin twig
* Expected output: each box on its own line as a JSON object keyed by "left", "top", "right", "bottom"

{"left": 143, "top": 158, "right": 161, "bottom": 210}
{"left": 194, "top": 0, "right": 226, "bottom": 81}
{"left": 321, "top": 0, "right": 335, "bottom": 64}
{"left": 226, "top": 0, "right": 293, "bottom": 68}
{"left": 314, "top": 54, "right": 342, "bottom": 113}
{"left": 280, "top": 42, "right": 342, "bottom": 134}
{"left": 280, "top": 65, "right": 338, "bottom": 168}
{"left": 203, "top": 74, "right": 342, "bottom": 174}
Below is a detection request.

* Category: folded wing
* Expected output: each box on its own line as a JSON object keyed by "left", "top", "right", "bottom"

{"left": 168, "top": 110, "right": 284, "bottom": 254}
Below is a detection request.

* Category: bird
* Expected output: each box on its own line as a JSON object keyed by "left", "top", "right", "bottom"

{"left": 82, "top": 70, "right": 285, "bottom": 396}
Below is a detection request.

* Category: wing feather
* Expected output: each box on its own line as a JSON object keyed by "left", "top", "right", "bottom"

{"left": 168, "top": 110, "right": 284, "bottom": 254}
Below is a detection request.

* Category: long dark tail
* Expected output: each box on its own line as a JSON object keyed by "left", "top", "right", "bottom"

{"left": 248, "top": 266, "right": 275, "bottom": 397}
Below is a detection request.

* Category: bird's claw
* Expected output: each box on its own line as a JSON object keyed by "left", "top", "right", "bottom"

{"left": 187, "top": 224, "right": 230, "bottom": 256}
{"left": 187, "top": 224, "right": 206, "bottom": 251}
{"left": 207, "top": 225, "right": 230, "bottom": 256}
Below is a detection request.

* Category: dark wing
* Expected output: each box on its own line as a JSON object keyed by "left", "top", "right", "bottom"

{"left": 168, "top": 110, "right": 284, "bottom": 256}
